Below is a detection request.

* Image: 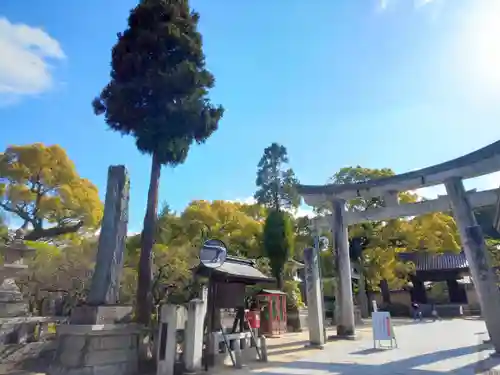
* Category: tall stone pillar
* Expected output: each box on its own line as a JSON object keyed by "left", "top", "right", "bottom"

{"left": 445, "top": 177, "right": 500, "bottom": 352}
{"left": 88, "top": 165, "right": 130, "bottom": 306}
{"left": 332, "top": 199, "right": 356, "bottom": 337}
{"left": 49, "top": 166, "right": 139, "bottom": 375}
{"left": 303, "top": 247, "right": 325, "bottom": 347}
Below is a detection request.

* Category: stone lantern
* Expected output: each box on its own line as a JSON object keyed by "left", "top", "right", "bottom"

{"left": 0, "top": 232, "right": 35, "bottom": 317}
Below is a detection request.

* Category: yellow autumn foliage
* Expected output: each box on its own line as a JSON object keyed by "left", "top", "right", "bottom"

{"left": 0, "top": 143, "right": 103, "bottom": 240}
{"left": 180, "top": 200, "right": 264, "bottom": 258}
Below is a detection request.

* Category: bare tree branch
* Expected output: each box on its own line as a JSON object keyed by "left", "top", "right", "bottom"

{"left": 24, "top": 221, "right": 84, "bottom": 241}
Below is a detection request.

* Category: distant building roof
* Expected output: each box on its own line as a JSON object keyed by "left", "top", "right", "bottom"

{"left": 193, "top": 255, "right": 275, "bottom": 284}
{"left": 398, "top": 251, "right": 468, "bottom": 272}
{"left": 257, "top": 289, "right": 287, "bottom": 295}
{"left": 288, "top": 259, "right": 305, "bottom": 268}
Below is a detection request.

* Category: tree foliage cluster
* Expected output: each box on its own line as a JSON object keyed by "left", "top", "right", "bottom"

{"left": 0, "top": 141, "right": 480, "bottom": 315}
{"left": 0, "top": 0, "right": 494, "bottom": 320}
{"left": 92, "top": 0, "right": 224, "bottom": 325}
{"left": 4, "top": 0, "right": 500, "bottom": 327}
{"left": 255, "top": 143, "right": 300, "bottom": 290}
{"left": 0, "top": 144, "right": 103, "bottom": 242}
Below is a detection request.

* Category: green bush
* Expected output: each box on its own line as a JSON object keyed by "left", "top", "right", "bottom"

{"left": 283, "top": 280, "right": 304, "bottom": 309}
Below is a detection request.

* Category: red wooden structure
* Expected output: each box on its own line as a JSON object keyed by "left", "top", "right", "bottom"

{"left": 245, "top": 310, "right": 261, "bottom": 329}
{"left": 256, "top": 289, "right": 287, "bottom": 336}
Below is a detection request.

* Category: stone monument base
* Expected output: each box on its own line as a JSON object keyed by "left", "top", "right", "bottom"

{"left": 0, "top": 301, "right": 28, "bottom": 318}
{"left": 48, "top": 324, "right": 140, "bottom": 375}
{"left": 69, "top": 305, "right": 133, "bottom": 325}
{"left": 0, "top": 278, "right": 28, "bottom": 318}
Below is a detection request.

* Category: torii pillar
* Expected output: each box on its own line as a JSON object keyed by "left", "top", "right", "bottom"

{"left": 445, "top": 177, "right": 500, "bottom": 352}
{"left": 331, "top": 199, "right": 356, "bottom": 338}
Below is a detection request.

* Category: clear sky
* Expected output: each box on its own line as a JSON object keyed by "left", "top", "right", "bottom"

{"left": 1, "top": 0, "right": 500, "bottom": 233}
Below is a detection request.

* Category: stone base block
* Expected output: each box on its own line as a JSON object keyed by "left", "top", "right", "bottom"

{"left": 354, "top": 306, "right": 364, "bottom": 325}
{"left": 69, "top": 305, "right": 133, "bottom": 325}
{"left": 0, "top": 321, "right": 37, "bottom": 344}
{"left": 287, "top": 308, "right": 309, "bottom": 332}
{"left": 0, "top": 301, "right": 28, "bottom": 318}
{"left": 48, "top": 324, "right": 140, "bottom": 375}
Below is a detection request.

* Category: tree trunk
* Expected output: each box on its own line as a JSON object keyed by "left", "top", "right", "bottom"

{"left": 135, "top": 152, "right": 162, "bottom": 326}
{"left": 355, "top": 261, "right": 369, "bottom": 318}
{"left": 275, "top": 270, "right": 284, "bottom": 290}
{"left": 380, "top": 279, "right": 391, "bottom": 304}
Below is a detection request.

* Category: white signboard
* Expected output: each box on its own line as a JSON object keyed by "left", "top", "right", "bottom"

{"left": 372, "top": 311, "right": 397, "bottom": 349}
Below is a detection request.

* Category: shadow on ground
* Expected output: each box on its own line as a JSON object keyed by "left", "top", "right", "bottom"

{"left": 254, "top": 343, "right": 499, "bottom": 375}
{"left": 266, "top": 339, "right": 309, "bottom": 350}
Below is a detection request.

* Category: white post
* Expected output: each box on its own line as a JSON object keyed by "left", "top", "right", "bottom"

{"left": 259, "top": 336, "right": 268, "bottom": 362}
{"left": 184, "top": 299, "right": 205, "bottom": 373}
{"left": 445, "top": 177, "right": 500, "bottom": 352}
{"left": 233, "top": 339, "right": 243, "bottom": 369}
{"left": 201, "top": 285, "right": 208, "bottom": 318}
{"left": 303, "top": 246, "right": 325, "bottom": 347}
{"left": 332, "top": 199, "right": 356, "bottom": 337}
{"left": 157, "top": 305, "right": 184, "bottom": 375}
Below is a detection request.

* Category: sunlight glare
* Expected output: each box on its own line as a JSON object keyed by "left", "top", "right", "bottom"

{"left": 459, "top": 0, "right": 500, "bottom": 95}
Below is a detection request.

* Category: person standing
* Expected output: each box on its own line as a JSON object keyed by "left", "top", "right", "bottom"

{"left": 431, "top": 304, "right": 440, "bottom": 321}
{"left": 411, "top": 301, "right": 422, "bottom": 321}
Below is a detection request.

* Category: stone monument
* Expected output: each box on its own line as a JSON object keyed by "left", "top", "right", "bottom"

{"left": 0, "top": 233, "right": 35, "bottom": 317}
{"left": 303, "top": 246, "right": 325, "bottom": 348}
{"left": 70, "top": 164, "right": 132, "bottom": 324}
{"left": 49, "top": 165, "right": 140, "bottom": 375}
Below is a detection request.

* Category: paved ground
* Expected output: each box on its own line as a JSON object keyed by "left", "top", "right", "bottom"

{"left": 4, "top": 318, "right": 500, "bottom": 374}
{"left": 234, "top": 318, "right": 500, "bottom": 375}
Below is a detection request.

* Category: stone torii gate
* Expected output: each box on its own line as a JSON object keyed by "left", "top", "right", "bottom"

{"left": 297, "top": 140, "right": 500, "bottom": 351}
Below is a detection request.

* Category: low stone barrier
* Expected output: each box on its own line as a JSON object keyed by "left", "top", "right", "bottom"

{"left": 0, "top": 316, "right": 67, "bottom": 345}
{"left": 209, "top": 331, "right": 263, "bottom": 367}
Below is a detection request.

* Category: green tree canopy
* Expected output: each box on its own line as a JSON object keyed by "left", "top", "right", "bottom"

{"left": 0, "top": 144, "right": 103, "bottom": 241}
{"left": 292, "top": 215, "right": 313, "bottom": 261}
{"left": 0, "top": 213, "right": 7, "bottom": 242}
{"left": 255, "top": 143, "right": 300, "bottom": 290}
{"left": 263, "top": 210, "right": 294, "bottom": 289}
{"left": 92, "top": 0, "right": 224, "bottom": 325}
{"left": 328, "top": 166, "right": 418, "bottom": 211}
{"left": 254, "top": 143, "right": 300, "bottom": 212}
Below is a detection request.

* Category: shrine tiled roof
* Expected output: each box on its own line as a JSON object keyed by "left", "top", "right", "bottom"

{"left": 398, "top": 251, "right": 469, "bottom": 271}
{"left": 193, "top": 255, "right": 275, "bottom": 284}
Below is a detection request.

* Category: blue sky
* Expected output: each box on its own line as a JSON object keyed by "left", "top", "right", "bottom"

{"left": 1, "top": 0, "right": 500, "bottom": 233}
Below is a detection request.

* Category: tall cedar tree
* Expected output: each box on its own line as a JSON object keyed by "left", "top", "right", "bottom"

{"left": 263, "top": 210, "right": 294, "bottom": 289}
{"left": 92, "top": 0, "right": 224, "bottom": 325}
{"left": 255, "top": 143, "right": 299, "bottom": 289}
{"left": 254, "top": 143, "right": 300, "bottom": 211}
